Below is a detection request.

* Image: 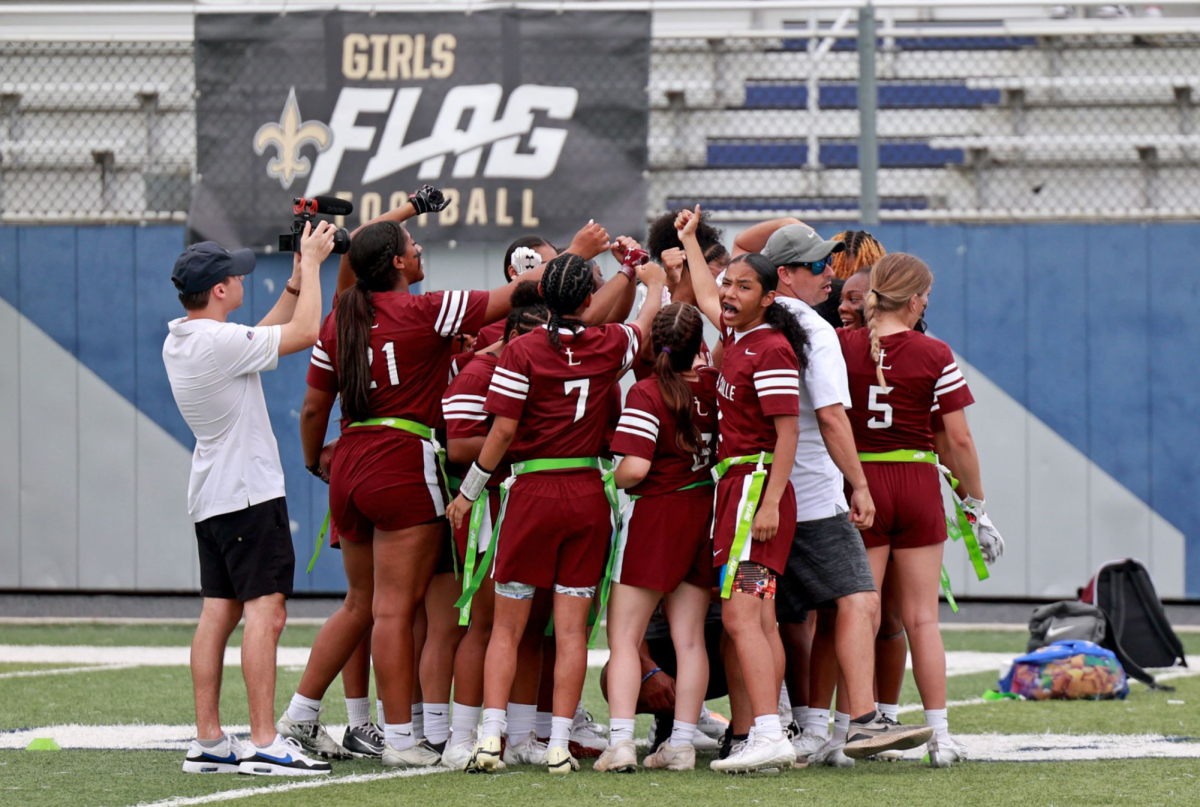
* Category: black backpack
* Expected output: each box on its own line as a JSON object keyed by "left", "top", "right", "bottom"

{"left": 1082, "top": 558, "right": 1187, "bottom": 670}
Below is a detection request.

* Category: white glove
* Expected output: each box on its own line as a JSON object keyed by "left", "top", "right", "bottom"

{"left": 510, "top": 246, "right": 543, "bottom": 276}
{"left": 961, "top": 496, "right": 1004, "bottom": 565}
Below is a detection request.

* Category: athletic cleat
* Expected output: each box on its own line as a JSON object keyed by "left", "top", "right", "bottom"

{"left": 275, "top": 707, "right": 352, "bottom": 760}
{"left": 710, "top": 733, "right": 795, "bottom": 774}
{"left": 502, "top": 732, "right": 548, "bottom": 766}
{"left": 642, "top": 741, "right": 695, "bottom": 771}
{"left": 569, "top": 707, "right": 607, "bottom": 758}
{"left": 718, "top": 728, "right": 749, "bottom": 760}
{"left": 182, "top": 734, "right": 245, "bottom": 774}
{"left": 843, "top": 715, "right": 933, "bottom": 760}
{"left": 659, "top": 710, "right": 719, "bottom": 751}
{"left": 341, "top": 723, "right": 385, "bottom": 758}
{"left": 927, "top": 734, "right": 968, "bottom": 768}
{"left": 441, "top": 730, "right": 477, "bottom": 770}
{"left": 545, "top": 745, "right": 580, "bottom": 774}
{"left": 697, "top": 706, "right": 729, "bottom": 742}
{"left": 808, "top": 738, "right": 855, "bottom": 768}
{"left": 870, "top": 748, "right": 906, "bottom": 762}
{"left": 791, "top": 731, "right": 826, "bottom": 766}
{"left": 381, "top": 739, "right": 442, "bottom": 768}
{"left": 465, "top": 735, "right": 505, "bottom": 773}
{"left": 238, "top": 736, "right": 331, "bottom": 776}
{"left": 594, "top": 738, "right": 638, "bottom": 773}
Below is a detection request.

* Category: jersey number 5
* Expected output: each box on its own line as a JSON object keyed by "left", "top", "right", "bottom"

{"left": 868, "top": 385, "right": 893, "bottom": 429}
{"left": 564, "top": 379, "right": 590, "bottom": 423}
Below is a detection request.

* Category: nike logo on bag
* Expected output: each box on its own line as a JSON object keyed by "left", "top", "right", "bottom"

{"left": 1046, "top": 626, "right": 1076, "bottom": 640}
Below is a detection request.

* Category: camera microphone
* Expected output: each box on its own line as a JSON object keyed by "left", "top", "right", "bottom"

{"left": 292, "top": 196, "right": 355, "bottom": 217}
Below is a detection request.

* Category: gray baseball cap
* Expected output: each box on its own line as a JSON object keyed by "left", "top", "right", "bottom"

{"left": 760, "top": 224, "right": 845, "bottom": 267}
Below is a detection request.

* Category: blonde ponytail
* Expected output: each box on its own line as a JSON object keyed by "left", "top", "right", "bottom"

{"left": 865, "top": 288, "right": 887, "bottom": 388}
{"left": 866, "top": 253, "right": 934, "bottom": 390}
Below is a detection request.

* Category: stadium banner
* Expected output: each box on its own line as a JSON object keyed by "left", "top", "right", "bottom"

{"left": 190, "top": 9, "right": 650, "bottom": 249}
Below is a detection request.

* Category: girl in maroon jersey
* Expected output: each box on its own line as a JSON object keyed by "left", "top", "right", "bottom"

{"left": 677, "top": 207, "right": 805, "bottom": 773}
{"left": 446, "top": 253, "right": 666, "bottom": 775}
{"left": 595, "top": 303, "right": 720, "bottom": 774}
{"left": 839, "top": 253, "right": 1003, "bottom": 767}
{"left": 290, "top": 188, "right": 547, "bottom": 769}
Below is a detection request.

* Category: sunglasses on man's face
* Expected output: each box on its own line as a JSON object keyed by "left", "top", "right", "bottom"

{"left": 787, "top": 255, "right": 834, "bottom": 276}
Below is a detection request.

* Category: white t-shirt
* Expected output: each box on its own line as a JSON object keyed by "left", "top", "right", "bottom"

{"left": 163, "top": 317, "right": 285, "bottom": 523}
{"left": 775, "top": 296, "right": 852, "bottom": 521}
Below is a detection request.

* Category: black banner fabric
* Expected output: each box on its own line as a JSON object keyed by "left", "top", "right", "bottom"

{"left": 191, "top": 10, "right": 650, "bottom": 249}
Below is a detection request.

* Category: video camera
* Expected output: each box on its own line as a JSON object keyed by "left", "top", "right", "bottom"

{"left": 280, "top": 196, "right": 353, "bottom": 255}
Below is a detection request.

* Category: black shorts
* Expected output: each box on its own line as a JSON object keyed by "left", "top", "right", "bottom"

{"left": 777, "top": 513, "right": 876, "bottom": 623}
{"left": 645, "top": 619, "right": 728, "bottom": 703}
{"left": 195, "top": 498, "right": 295, "bottom": 601}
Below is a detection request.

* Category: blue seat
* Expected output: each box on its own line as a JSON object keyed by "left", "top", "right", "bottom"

{"left": 706, "top": 140, "right": 964, "bottom": 168}
{"left": 783, "top": 35, "right": 1036, "bottom": 52}
{"left": 665, "top": 197, "right": 929, "bottom": 212}
{"left": 744, "top": 82, "right": 1000, "bottom": 109}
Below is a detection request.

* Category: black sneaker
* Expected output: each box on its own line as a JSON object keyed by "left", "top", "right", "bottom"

{"left": 843, "top": 715, "right": 933, "bottom": 760}
{"left": 422, "top": 738, "right": 447, "bottom": 756}
{"left": 342, "top": 723, "right": 385, "bottom": 758}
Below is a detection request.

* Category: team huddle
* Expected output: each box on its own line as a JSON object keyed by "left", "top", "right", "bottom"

{"left": 168, "top": 184, "right": 1005, "bottom": 778}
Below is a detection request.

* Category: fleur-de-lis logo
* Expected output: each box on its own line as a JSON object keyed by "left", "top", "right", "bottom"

{"left": 253, "top": 87, "right": 332, "bottom": 190}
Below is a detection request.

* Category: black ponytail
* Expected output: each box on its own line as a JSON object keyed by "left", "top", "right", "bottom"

{"left": 338, "top": 221, "right": 405, "bottom": 423}
{"left": 731, "top": 252, "right": 810, "bottom": 374}
{"left": 539, "top": 253, "right": 593, "bottom": 352}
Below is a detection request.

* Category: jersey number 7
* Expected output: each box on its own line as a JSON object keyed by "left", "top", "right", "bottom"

{"left": 565, "top": 379, "right": 590, "bottom": 423}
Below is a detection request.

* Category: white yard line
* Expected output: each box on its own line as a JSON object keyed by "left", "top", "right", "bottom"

{"left": 130, "top": 767, "right": 446, "bottom": 807}
{"left": 0, "top": 663, "right": 139, "bottom": 679}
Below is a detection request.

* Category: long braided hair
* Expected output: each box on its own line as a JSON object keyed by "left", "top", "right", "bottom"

{"left": 830, "top": 230, "right": 886, "bottom": 281}
{"left": 651, "top": 303, "right": 705, "bottom": 454}
{"left": 865, "top": 253, "right": 933, "bottom": 389}
{"left": 504, "top": 301, "right": 551, "bottom": 344}
{"left": 539, "top": 253, "right": 593, "bottom": 351}
{"left": 730, "top": 253, "right": 811, "bottom": 373}
{"left": 338, "top": 220, "right": 405, "bottom": 423}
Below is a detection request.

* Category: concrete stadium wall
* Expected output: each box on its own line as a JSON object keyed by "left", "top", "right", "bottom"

{"left": 0, "top": 222, "right": 1196, "bottom": 599}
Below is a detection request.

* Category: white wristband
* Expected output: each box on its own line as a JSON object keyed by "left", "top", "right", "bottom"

{"left": 460, "top": 461, "right": 491, "bottom": 502}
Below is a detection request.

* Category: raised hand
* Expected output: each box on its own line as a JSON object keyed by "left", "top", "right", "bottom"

{"left": 567, "top": 219, "right": 611, "bottom": 260}
{"left": 408, "top": 185, "right": 448, "bottom": 215}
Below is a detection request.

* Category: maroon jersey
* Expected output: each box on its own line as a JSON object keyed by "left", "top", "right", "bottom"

{"left": 441, "top": 352, "right": 509, "bottom": 486}
{"left": 611, "top": 367, "right": 720, "bottom": 497}
{"left": 716, "top": 324, "right": 801, "bottom": 460}
{"left": 486, "top": 323, "right": 641, "bottom": 462}
{"left": 839, "top": 328, "right": 974, "bottom": 452}
{"left": 307, "top": 289, "right": 489, "bottom": 429}
{"left": 474, "top": 320, "right": 507, "bottom": 351}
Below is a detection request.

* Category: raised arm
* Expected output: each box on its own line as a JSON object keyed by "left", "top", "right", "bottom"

{"left": 677, "top": 205, "right": 722, "bottom": 330}
{"left": 257, "top": 253, "right": 304, "bottom": 328}
{"left": 279, "top": 220, "right": 335, "bottom": 356}
{"left": 336, "top": 185, "right": 447, "bottom": 295}
{"left": 732, "top": 217, "right": 806, "bottom": 258}
{"left": 630, "top": 261, "right": 667, "bottom": 339}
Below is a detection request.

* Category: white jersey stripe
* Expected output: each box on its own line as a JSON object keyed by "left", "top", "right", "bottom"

{"left": 615, "top": 424, "right": 657, "bottom": 443}
{"left": 443, "top": 394, "right": 488, "bottom": 404}
{"left": 753, "top": 369, "right": 800, "bottom": 379}
{"left": 493, "top": 366, "right": 530, "bottom": 384}
{"left": 434, "top": 290, "right": 454, "bottom": 335}
{"left": 935, "top": 378, "right": 968, "bottom": 398}
{"left": 450, "top": 291, "right": 470, "bottom": 335}
{"left": 942, "top": 362, "right": 958, "bottom": 374}
{"left": 758, "top": 389, "right": 801, "bottom": 398}
{"left": 311, "top": 346, "right": 331, "bottom": 363}
{"left": 936, "top": 370, "right": 965, "bottom": 389}
{"left": 443, "top": 402, "right": 487, "bottom": 415}
{"left": 310, "top": 358, "right": 333, "bottom": 372}
{"left": 617, "top": 415, "right": 659, "bottom": 438}
{"left": 489, "top": 374, "right": 529, "bottom": 394}
{"left": 754, "top": 377, "right": 799, "bottom": 391}
{"left": 444, "top": 413, "right": 488, "bottom": 422}
{"left": 621, "top": 407, "right": 660, "bottom": 426}
{"left": 488, "top": 385, "right": 527, "bottom": 401}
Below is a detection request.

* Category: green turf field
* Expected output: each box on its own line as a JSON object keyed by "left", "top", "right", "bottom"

{"left": 1, "top": 623, "right": 1197, "bottom": 807}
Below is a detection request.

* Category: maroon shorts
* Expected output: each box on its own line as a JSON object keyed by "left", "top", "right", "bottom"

{"left": 329, "top": 430, "right": 447, "bottom": 544}
{"left": 859, "top": 462, "right": 946, "bottom": 550}
{"left": 712, "top": 467, "right": 796, "bottom": 576}
{"left": 491, "top": 470, "right": 613, "bottom": 590}
{"left": 453, "top": 488, "right": 504, "bottom": 565}
{"left": 614, "top": 488, "right": 714, "bottom": 593}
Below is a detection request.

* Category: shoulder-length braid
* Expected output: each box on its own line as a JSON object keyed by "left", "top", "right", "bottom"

{"left": 830, "top": 230, "right": 886, "bottom": 281}
{"left": 651, "top": 303, "right": 705, "bottom": 454}
{"left": 865, "top": 252, "right": 933, "bottom": 389}
{"left": 337, "top": 220, "right": 405, "bottom": 423}
{"left": 540, "top": 253, "right": 593, "bottom": 351}
{"left": 732, "top": 253, "right": 811, "bottom": 374}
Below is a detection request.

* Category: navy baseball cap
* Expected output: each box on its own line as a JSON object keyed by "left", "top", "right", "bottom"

{"left": 172, "top": 241, "right": 256, "bottom": 294}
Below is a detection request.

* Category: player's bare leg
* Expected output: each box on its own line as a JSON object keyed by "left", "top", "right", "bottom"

{"left": 241, "top": 593, "right": 287, "bottom": 747}
{"left": 191, "top": 597, "right": 243, "bottom": 741}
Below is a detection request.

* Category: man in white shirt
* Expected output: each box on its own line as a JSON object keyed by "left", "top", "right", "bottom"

{"left": 164, "top": 222, "right": 334, "bottom": 776}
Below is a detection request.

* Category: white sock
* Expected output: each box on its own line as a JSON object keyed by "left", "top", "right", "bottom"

{"left": 877, "top": 702, "right": 900, "bottom": 722}
{"left": 778, "top": 682, "right": 792, "bottom": 714}
{"left": 376, "top": 699, "right": 385, "bottom": 725}
{"left": 791, "top": 706, "right": 809, "bottom": 730}
{"left": 609, "top": 717, "right": 635, "bottom": 745}
{"left": 411, "top": 702, "right": 424, "bottom": 739}
{"left": 481, "top": 708, "right": 507, "bottom": 740}
{"left": 924, "top": 708, "right": 950, "bottom": 743}
{"left": 506, "top": 702, "right": 536, "bottom": 740}
{"left": 804, "top": 708, "right": 831, "bottom": 739}
{"left": 424, "top": 702, "right": 450, "bottom": 745}
{"left": 451, "top": 702, "right": 481, "bottom": 741}
{"left": 346, "top": 697, "right": 370, "bottom": 729}
{"left": 549, "top": 716, "right": 573, "bottom": 750}
{"left": 669, "top": 720, "right": 696, "bottom": 748}
{"left": 384, "top": 721, "right": 416, "bottom": 751}
{"left": 535, "top": 710, "right": 553, "bottom": 738}
{"left": 285, "top": 693, "right": 322, "bottom": 723}
{"left": 753, "top": 714, "right": 783, "bottom": 741}
{"left": 833, "top": 711, "right": 851, "bottom": 744}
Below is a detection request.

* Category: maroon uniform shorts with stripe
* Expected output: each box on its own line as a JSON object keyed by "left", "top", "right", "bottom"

{"left": 453, "top": 488, "right": 504, "bottom": 566}
{"left": 859, "top": 461, "right": 946, "bottom": 550}
{"left": 329, "top": 430, "right": 447, "bottom": 544}
{"left": 491, "top": 470, "right": 613, "bottom": 590}
{"left": 712, "top": 467, "right": 796, "bottom": 576}
{"left": 614, "top": 488, "right": 714, "bottom": 593}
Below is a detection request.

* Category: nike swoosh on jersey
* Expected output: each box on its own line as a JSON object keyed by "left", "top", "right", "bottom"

{"left": 713, "top": 548, "right": 724, "bottom": 557}
{"left": 744, "top": 350, "right": 756, "bottom": 355}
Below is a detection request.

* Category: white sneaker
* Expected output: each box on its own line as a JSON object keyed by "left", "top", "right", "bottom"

{"left": 182, "top": 734, "right": 246, "bottom": 774}
{"left": 808, "top": 738, "right": 855, "bottom": 768}
{"left": 709, "top": 733, "right": 795, "bottom": 774}
{"left": 642, "top": 741, "right": 695, "bottom": 771}
{"left": 843, "top": 715, "right": 933, "bottom": 760}
{"left": 275, "top": 707, "right": 352, "bottom": 760}
{"left": 546, "top": 744, "right": 579, "bottom": 774}
{"left": 791, "top": 731, "right": 826, "bottom": 765}
{"left": 238, "top": 736, "right": 332, "bottom": 776}
{"left": 594, "top": 738, "right": 638, "bottom": 773}
{"left": 574, "top": 703, "right": 608, "bottom": 736}
{"left": 441, "top": 730, "right": 477, "bottom": 770}
{"left": 569, "top": 706, "right": 607, "bottom": 758}
{"left": 381, "top": 739, "right": 442, "bottom": 768}
{"left": 872, "top": 748, "right": 905, "bottom": 761}
{"left": 697, "top": 706, "right": 728, "bottom": 741}
{"left": 465, "top": 735, "right": 505, "bottom": 773}
{"left": 502, "top": 732, "right": 548, "bottom": 765}
{"left": 927, "top": 734, "right": 968, "bottom": 768}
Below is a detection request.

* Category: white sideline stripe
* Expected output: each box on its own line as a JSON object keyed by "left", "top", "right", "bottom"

{"left": 135, "top": 767, "right": 447, "bottom": 807}
{"left": 901, "top": 733, "right": 1200, "bottom": 762}
{"left": 0, "top": 662, "right": 138, "bottom": 679}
